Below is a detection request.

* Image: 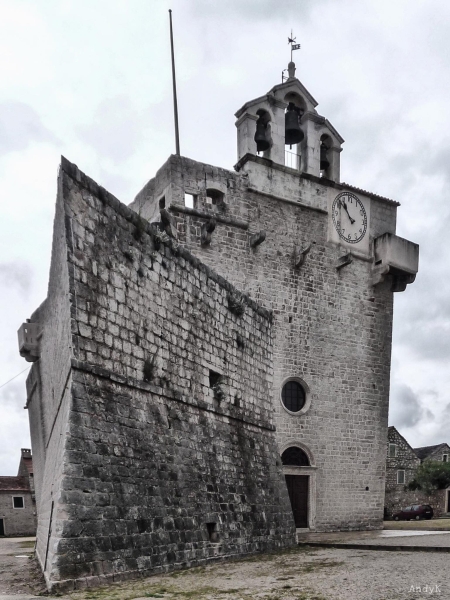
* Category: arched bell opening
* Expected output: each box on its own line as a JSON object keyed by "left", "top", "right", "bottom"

{"left": 319, "top": 134, "right": 332, "bottom": 179}
{"left": 284, "top": 93, "right": 306, "bottom": 170}
{"left": 254, "top": 109, "right": 272, "bottom": 158}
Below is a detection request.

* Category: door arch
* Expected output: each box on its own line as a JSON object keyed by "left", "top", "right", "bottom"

{"left": 280, "top": 441, "right": 316, "bottom": 530}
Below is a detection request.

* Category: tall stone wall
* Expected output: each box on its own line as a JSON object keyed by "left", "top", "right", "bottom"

{"left": 29, "top": 158, "right": 296, "bottom": 591}
{"left": 131, "top": 153, "right": 398, "bottom": 531}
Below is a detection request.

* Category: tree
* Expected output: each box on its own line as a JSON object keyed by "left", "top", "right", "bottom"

{"left": 407, "top": 461, "right": 450, "bottom": 494}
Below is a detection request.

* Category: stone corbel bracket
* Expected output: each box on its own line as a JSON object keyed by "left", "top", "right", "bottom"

{"left": 294, "top": 244, "right": 311, "bottom": 269}
{"left": 335, "top": 252, "right": 353, "bottom": 270}
{"left": 159, "top": 208, "right": 177, "bottom": 239}
{"left": 201, "top": 218, "right": 217, "bottom": 245}
{"left": 250, "top": 230, "right": 266, "bottom": 248}
{"left": 372, "top": 233, "right": 419, "bottom": 292}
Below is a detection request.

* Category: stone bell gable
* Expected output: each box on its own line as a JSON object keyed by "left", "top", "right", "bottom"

{"left": 22, "top": 157, "right": 296, "bottom": 591}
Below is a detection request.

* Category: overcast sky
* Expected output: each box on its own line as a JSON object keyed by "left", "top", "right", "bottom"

{"left": 1, "top": 0, "right": 449, "bottom": 474}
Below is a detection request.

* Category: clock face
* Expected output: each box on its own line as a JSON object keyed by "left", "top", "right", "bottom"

{"left": 332, "top": 192, "right": 367, "bottom": 244}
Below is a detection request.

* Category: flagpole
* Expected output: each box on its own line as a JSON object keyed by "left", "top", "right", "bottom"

{"left": 169, "top": 9, "right": 180, "bottom": 156}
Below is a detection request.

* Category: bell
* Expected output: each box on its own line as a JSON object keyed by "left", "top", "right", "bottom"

{"left": 254, "top": 117, "right": 271, "bottom": 153}
{"left": 320, "top": 144, "right": 330, "bottom": 172}
{"left": 285, "top": 103, "right": 304, "bottom": 147}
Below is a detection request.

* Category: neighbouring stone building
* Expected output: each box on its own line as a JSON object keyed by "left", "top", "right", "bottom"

{"left": 0, "top": 449, "right": 36, "bottom": 536}
{"left": 385, "top": 426, "right": 450, "bottom": 517}
{"left": 19, "top": 62, "right": 419, "bottom": 590}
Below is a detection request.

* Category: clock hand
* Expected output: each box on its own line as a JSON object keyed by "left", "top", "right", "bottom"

{"left": 340, "top": 199, "right": 355, "bottom": 225}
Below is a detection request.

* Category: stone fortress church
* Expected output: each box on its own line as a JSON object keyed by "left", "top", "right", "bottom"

{"left": 18, "top": 61, "right": 419, "bottom": 591}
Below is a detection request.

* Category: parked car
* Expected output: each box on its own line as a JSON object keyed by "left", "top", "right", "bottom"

{"left": 392, "top": 504, "right": 434, "bottom": 521}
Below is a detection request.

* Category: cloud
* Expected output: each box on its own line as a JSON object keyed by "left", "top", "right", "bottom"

{"left": 389, "top": 383, "right": 432, "bottom": 429}
{"left": 77, "top": 96, "right": 146, "bottom": 164}
{"left": 0, "top": 102, "right": 59, "bottom": 156}
{"left": 189, "top": 0, "right": 325, "bottom": 21}
{"left": 0, "top": 261, "right": 33, "bottom": 297}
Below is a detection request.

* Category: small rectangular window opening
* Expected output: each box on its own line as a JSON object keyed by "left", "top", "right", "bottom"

{"left": 184, "top": 193, "right": 195, "bottom": 209}
{"left": 443, "top": 454, "right": 448, "bottom": 463}
{"left": 13, "top": 496, "right": 24, "bottom": 509}
{"left": 206, "top": 522, "right": 219, "bottom": 542}
{"left": 389, "top": 444, "right": 397, "bottom": 458}
{"left": 209, "top": 370, "right": 222, "bottom": 388}
{"left": 397, "top": 470, "right": 405, "bottom": 484}
{"left": 159, "top": 196, "right": 166, "bottom": 209}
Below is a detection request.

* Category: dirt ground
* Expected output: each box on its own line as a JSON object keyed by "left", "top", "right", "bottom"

{"left": 0, "top": 536, "right": 46, "bottom": 597}
{"left": 0, "top": 537, "right": 449, "bottom": 600}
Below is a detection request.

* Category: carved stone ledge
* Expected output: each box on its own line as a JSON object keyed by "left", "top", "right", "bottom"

{"left": 372, "top": 233, "right": 419, "bottom": 292}
{"left": 169, "top": 204, "right": 248, "bottom": 230}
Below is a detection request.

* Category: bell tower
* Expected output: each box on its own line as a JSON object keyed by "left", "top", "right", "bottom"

{"left": 235, "top": 61, "right": 344, "bottom": 182}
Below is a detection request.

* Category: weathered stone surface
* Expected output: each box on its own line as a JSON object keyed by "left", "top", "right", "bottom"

{"left": 131, "top": 152, "right": 399, "bottom": 532}
{"left": 26, "top": 159, "right": 296, "bottom": 591}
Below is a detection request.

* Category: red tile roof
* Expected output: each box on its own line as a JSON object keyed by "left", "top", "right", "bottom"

{"left": 0, "top": 476, "right": 30, "bottom": 492}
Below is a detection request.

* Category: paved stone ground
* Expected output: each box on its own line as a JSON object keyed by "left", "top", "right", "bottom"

{"left": 298, "top": 529, "right": 450, "bottom": 547}
{"left": 1, "top": 535, "right": 449, "bottom": 600}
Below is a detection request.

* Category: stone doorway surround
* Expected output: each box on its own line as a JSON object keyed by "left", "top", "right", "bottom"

{"left": 280, "top": 440, "right": 317, "bottom": 531}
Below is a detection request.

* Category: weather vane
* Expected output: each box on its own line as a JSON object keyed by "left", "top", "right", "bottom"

{"left": 288, "top": 30, "right": 301, "bottom": 62}
{"left": 283, "top": 30, "right": 301, "bottom": 82}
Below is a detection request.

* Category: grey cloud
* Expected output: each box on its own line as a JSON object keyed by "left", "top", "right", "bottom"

{"left": 0, "top": 102, "right": 59, "bottom": 156}
{"left": 189, "top": 0, "right": 325, "bottom": 21}
{"left": 389, "top": 384, "right": 429, "bottom": 429}
{"left": 0, "top": 261, "right": 33, "bottom": 296}
{"left": 0, "top": 378, "right": 27, "bottom": 409}
{"left": 77, "top": 96, "right": 147, "bottom": 164}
